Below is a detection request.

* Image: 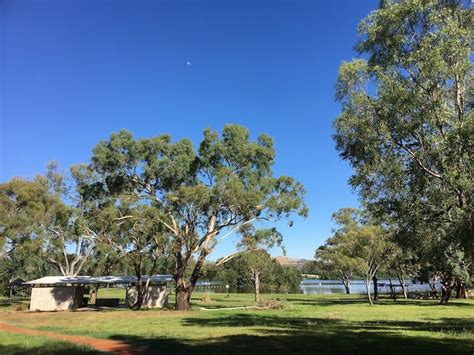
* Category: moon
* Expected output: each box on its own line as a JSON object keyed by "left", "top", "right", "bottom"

{"left": 186, "top": 61, "right": 192, "bottom": 66}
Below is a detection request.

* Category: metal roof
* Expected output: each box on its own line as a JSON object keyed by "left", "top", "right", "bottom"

{"left": 26, "top": 275, "right": 173, "bottom": 285}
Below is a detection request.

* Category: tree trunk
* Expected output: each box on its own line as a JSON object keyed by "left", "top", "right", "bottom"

{"left": 90, "top": 284, "right": 100, "bottom": 304}
{"left": 174, "top": 266, "right": 195, "bottom": 311}
{"left": 175, "top": 283, "right": 192, "bottom": 311}
{"left": 388, "top": 277, "right": 395, "bottom": 300}
{"left": 372, "top": 275, "right": 378, "bottom": 301}
{"left": 128, "top": 261, "right": 147, "bottom": 310}
{"left": 455, "top": 280, "right": 469, "bottom": 299}
{"left": 174, "top": 245, "right": 209, "bottom": 311}
{"left": 129, "top": 278, "right": 144, "bottom": 310}
{"left": 342, "top": 277, "right": 350, "bottom": 294}
{"left": 440, "top": 279, "right": 454, "bottom": 305}
{"left": 396, "top": 269, "right": 408, "bottom": 299}
{"left": 253, "top": 270, "right": 261, "bottom": 303}
{"left": 365, "top": 278, "right": 373, "bottom": 306}
{"left": 429, "top": 276, "right": 438, "bottom": 298}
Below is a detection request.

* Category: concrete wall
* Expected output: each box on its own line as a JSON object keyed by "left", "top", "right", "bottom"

{"left": 126, "top": 285, "right": 168, "bottom": 308}
{"left": 29, "top": 286, "right": 83, "bottom": 311}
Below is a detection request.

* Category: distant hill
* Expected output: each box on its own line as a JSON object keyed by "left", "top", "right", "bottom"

{"left": 274, "top": 256, "right": 310, "bottom": 269}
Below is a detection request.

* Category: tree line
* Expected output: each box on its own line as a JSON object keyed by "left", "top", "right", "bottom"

{"left": 0, "top": 0, "right": 472, "bottom": 309}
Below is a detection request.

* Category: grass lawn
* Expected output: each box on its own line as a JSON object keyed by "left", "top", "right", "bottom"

{"left": 0, "top": 332, "right": 98, "bottom": 354}
{"left": 0, "top": 291, "right": 473, "bottom": 354}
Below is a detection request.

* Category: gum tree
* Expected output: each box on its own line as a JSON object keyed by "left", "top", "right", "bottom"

{"left": 86, "top": 125, "right": 307, "bottom": 310}
{"left": 217, "top": 227, "right": 284, "bottom": 302}
{"left": 0, "top": 165, "right": 99, "bottom": 278}
{"left": 334, "top": 0, "right": 473, "bottom": 303}
{"left": 316, "top": 208, "right": 389, "bottom": 304}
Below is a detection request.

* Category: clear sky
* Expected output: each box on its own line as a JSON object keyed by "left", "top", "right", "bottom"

{"left": 0, "top": 0, "right": 379, "bottom": 260}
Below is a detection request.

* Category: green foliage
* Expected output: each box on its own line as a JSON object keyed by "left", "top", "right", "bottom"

{"left": 216, "top": 253, "right": 301, "bottom": 294}
{"left": 334, "top": 0, "right": 473, "bottom": 292}
{"left": 82, "top": 124, "right": 307, "bottom": 309}
{"left": 315, "top": 208, "right": 391, "bottom": 301}
{"left": 0, "top": 177, "right": 62, "bottom": 289}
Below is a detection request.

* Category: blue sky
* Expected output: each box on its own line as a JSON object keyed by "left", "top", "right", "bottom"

{"left": 0, "top": 0, "right": 379, "bottom": 260}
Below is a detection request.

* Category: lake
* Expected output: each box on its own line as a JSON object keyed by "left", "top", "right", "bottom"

{"left": 300, "top": 279, "right": 439, "bottom": 295}
{"left": 195, "top": 279, "right": 439, "bottom": 295}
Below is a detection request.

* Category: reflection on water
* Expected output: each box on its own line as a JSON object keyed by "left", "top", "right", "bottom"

{"left": 300, "top": 279, "right": 439, "bottom": 295}
{"left": 194, "top": 279, "right": 440, "bottom": 295}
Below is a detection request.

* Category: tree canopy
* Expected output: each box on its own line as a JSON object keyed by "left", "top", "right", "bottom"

{"left": 333, "top": 0, "right": 472, "bottom": 303}
{"left": 80, "top": 124, "right": 307, "bottom": 310}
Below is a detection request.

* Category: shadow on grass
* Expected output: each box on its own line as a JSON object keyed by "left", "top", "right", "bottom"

{"left": 288, "top": 296, "right": 474, "bottom": 308}
{"left": 110, "top": 325, "right": 474, "bottom": 355}
{"left": 182, "top": 313, "right": 474, "bottom": 333}
{"left": 0, "top": 344, "right": 99, "bottom": 355}
{"left": 105, "top": 313, "right": 474, "bottom": 354}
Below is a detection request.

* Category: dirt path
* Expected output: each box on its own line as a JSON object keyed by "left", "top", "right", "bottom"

{"left": 0, "top": 322, "right": 150, "bottom": 354}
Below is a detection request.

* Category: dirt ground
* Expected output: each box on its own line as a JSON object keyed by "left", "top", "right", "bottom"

{"left": 0, "top": 321, "right": 149, "bottom": 354}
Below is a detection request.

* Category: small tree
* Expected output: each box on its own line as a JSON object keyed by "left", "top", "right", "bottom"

{"left": 315, "top": 209, "right": 365, "bottom": 294}
{"left": 316, "top": 208, "right": 389, "bottom": 305}
{"left": 350, "top": 225, "right": 389, "bottom": 305}
{"left": 101, "top": 200, "right": 168, "bottom": 310}
{"left": 315, "top": 241, "right": 358, "bottom": 295}
{"left": 244, "top": 250, "right": 274, "bottom": 303}
{"left": 221, "top": 228, "right": 284, "bottom": 303}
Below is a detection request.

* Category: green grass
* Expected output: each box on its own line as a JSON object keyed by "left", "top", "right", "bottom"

{"left": 0, "top": 332, "right": 98, "bottom": 354}
{"left": 1, "top": 292, "right": 473, "bottom": 354}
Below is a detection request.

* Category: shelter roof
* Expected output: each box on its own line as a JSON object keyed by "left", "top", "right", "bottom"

{"left": 26, "top": 275, "right": 173, "bottom": 286}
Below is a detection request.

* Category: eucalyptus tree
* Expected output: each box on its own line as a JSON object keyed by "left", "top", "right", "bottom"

{"left": 86, "top": 125, "right": 307, "bottom": 310}
{"left": 0, "top": 163, "right": 102, "bottom": 278}
{"left": 315, "top": 209, "right": 365, "bottom": 294}
{"left": 315, "top": 244, "right": 356, "bottom": 295}
{"left": 39, "top": 163, "right": 101, "bottom": 277}
{"left": 217, "top": 227, "right": 284, "bottom": 302}
{"left": 0, "top": 178, "right": 50, "bottom": 260}
{"left": 334, "top": 0, "right": 473, "bottom": 302}
{"left": 316, "top": 208, "right": 390, "bottom": 304}
{"left": 0, "top": 178, "right": 54, "bottom": 288}
{"left": 108, "top": 202, "right": 169, "bottom": 310}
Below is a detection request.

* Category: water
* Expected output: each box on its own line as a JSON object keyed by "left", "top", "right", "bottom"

{"left": 300, "top": 279, "right": 439, "bottom": 295}
{"left": 194, "top": 279, "right": 440, "bottom": 295}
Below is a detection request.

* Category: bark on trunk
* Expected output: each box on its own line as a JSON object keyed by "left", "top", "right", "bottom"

{"left": 365, "top": 279, "right": 373, "bottom": 306}
{"left": 388, "top": 278, "right": 395, "bottom": 300}
{"left": 174, "top": 241, "right": 210, "bottom": 311}
{"left": 429, "top": 277, "right": 438, "bottom": 298}
{"left": 455, "top": 280, "right": 469, "bottom": 299}
{"left": 440, "top": 279, "right": 454, "bottom": 305}
{"left": 456, "top": 280, "right": 462, "bottom": 299}
{"left": 342, "top": 276, "right": 350, "bottom": 294}
{"left": 174, "top": 266, "right": 196, "bottom": 311}
{"left": 129, "top": 278, "right": 144, "bottom": 311}
{"left": 343, "top": 282, "right": 350, "bottom": 295}
{"left": 253, "top": 270, "right": 261, "bottom": 303}
{"left": 90, "top": 284, "right": 100, "bottom": 304}
{"left": 396, "top": 269, "right": 408, "bottom": 299}
{"left": 175, "top": 285, "right": 192, "bottom": 311}
{"left": 372, "top": 275, "right": 378, "bottom": 301}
